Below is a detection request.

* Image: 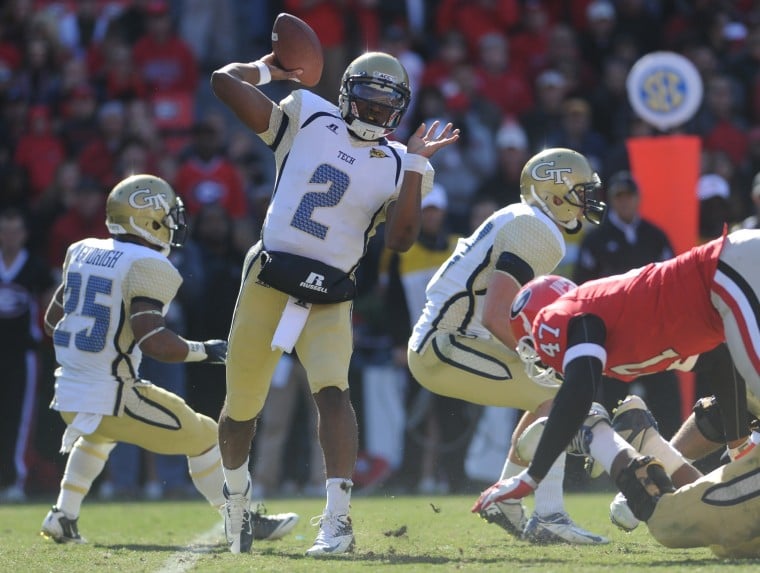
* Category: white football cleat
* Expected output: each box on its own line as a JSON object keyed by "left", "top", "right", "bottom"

{"left": 305, "top": 512, "right": 355, "bottom": 556}
{"left": 477, "top": 499, "right": 527, "bottom": 537}
{"left": 223, "top": 482, "right": 254, "bottom": 554}
{"left": 523, "top": 512, "right": 609, "bottom": 545}
{"left": 609, "top": 491, "right": 640, "bottom": 531}
{"left": 40, "top": 506, "right": 86, "bottom": 543}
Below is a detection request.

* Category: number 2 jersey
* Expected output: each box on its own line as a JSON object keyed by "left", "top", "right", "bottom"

{"left": 533, "top": 234, "right": 727, "bottom": 381}
{"left": 51, "top": 237, "right": 182, "bottom": 416}
{"left": 256, "top": 89, "right": 433, "bottom": 273}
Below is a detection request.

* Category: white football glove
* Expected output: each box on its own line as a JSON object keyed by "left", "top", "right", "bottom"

{"left": 471, "top": 469, "right": 538, "bottom": 513}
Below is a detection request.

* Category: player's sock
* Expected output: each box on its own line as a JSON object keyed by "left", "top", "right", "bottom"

{"left": 188, "top": 444, "right": 225, "bottom": 507}
{"left": 57, "top": 439, "right": 115, "bottom": 518}
{"left": 587, "top": 422, "right": 638, "bottom": 475}
{"left": 638, "top": 433, "right": 689, "bottom": 474}
{"left": 533, "top": 451, "right": 566, "bottom": 515}
{"left": 325, "top": 478, "right": 352, "bottom": 516}
{"left": 223, "top": 458, "right": 250, "bottom": 494}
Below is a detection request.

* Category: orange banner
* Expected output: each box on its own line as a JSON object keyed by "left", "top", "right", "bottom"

{"left": 626, "top": 135, "right": 702, "bottom": 421}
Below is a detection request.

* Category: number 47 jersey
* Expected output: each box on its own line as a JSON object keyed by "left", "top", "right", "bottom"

{"left": 259, "top": 89, "right": 433, "bottom": 273}
{"left": 51, "top": 237, "right": 182, "bottom": 416}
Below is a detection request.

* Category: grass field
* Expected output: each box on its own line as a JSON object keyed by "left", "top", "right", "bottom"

{"left": 1, "top": 493, "right": 758, "bottom": 573}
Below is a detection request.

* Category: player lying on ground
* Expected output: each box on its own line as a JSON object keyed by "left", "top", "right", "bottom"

{"left": 505, "top": 393, "right": 760, "bottom": 558}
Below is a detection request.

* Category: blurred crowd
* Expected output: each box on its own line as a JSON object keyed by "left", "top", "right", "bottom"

{"left": 3, "top": 0, "right": 760, "bottom": 502}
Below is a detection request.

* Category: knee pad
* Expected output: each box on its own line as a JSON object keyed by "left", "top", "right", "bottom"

{"left": 515, "top": 417, "right": 547, "bottom": 462}
{"left": 614, "top": 455, "right": 675, "bottom": 522}
{"left": 693, "top": 395, "right": 726, "bottom": 444}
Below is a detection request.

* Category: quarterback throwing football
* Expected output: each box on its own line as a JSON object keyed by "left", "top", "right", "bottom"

{"left": 211, "top": 51, "right": 459, "bottom": 555}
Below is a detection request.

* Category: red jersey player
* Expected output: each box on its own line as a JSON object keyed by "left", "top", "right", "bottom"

{"left": 473, "top": 227, "right": 760, "bottom": 514}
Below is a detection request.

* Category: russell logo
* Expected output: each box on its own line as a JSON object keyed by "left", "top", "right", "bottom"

{"left": 300, "top": 272, "right": 328, "bottom": 293}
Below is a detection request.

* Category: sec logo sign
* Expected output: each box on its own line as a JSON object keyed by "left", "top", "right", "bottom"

{"left": 626, "top": 51, "right": 703, "bottom": 131}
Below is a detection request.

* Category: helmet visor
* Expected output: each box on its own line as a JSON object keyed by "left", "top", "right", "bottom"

{"left": 348, "top": 80, "right": 409, "bottom": 129}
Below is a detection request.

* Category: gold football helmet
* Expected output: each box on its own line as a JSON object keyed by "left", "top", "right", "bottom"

{"left": 338, "top": 51, "right": 411, "bottom": 140}
{"left": 520, "top": 148, "right": 606, "bottom": 233}
{"left": 106, "top": 174, "right": 187, "bottom": 255}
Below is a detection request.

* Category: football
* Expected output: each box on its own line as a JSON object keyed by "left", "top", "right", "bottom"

{"left": 271, "top": 12, "right": 324, "bottom": 87}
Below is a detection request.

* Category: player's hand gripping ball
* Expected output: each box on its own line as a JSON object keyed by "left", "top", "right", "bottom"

{"left": 271, "top": 12, "right": 324, "bottom": 87}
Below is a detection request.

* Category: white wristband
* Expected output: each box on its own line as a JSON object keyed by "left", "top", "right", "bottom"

{"left": 252, "top": 61, "right": 271, "bottom": 86}
{"left": 402, "top": 153, "right": 427, "bottom": 174}
{"left": 185, "top": 340, "right": 208, "bottom": 362}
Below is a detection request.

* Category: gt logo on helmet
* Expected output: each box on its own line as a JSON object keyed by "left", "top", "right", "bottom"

{"left": 530, "top": 161, "right": 573, "bottom": 184}
{"left": 128, "top": 189, "right": 169, "bottom": 211}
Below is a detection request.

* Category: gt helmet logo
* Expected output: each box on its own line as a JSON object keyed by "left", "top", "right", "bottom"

{"left": 128, "top": 189, "right": 170, "bottom": 211}
{"left": 530, "top": 161, "right": 573, "bottom": 184}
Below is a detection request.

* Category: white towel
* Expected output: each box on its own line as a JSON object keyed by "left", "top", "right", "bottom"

{"left": 60, "top": 412, "right": 103, "bottom": 453}
{"left": 271, "top": 297, "right": 312, "bottom": 353}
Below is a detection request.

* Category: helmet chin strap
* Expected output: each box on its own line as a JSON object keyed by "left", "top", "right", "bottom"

{"left": 347, "top": 117, "right": 388, "bottom": 141}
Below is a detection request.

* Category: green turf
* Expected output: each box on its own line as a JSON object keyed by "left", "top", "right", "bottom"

{"left": 0, "top": 493, "right": 758, "bottom": 572}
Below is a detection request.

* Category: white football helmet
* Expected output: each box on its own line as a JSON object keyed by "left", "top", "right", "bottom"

{"left": 338, "top": 51, "right": 411, "bottom": 140}
{"left": 520, "top": 148, "right": 606, "bottom": 234}
{"left": 106, "top": 174, "right": 187, "bottom": 255}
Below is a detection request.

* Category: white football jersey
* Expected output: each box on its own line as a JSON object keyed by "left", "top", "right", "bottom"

{"left": 51, "top": 237, "right": 182, "bottom": 415}
{"left": 258, "top": 89, "right": 433, "bottom": 273}
{"left": 409, "top": 203, "right": 565, "bottom": 351}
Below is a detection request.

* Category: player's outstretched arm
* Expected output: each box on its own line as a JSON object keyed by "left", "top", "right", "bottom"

{"left": 385, "top": 121, "right": 460, "bottom": 251}
{"left": 210, "top": 53, "right": 302, "bottom": 135}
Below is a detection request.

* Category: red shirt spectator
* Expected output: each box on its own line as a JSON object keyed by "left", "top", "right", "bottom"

{"left": 474, "top": 33, "right": 533, "bottom": 117}
{"left": 102, "top": 40, "right": 147, "bottom": 102}
{"left": 132, "top": 1, "right": 198, "bottom": 95}
{"left": 47, "top": 180, "right": 108, "bottom": 269}
{"left": 174, "top": 122, "right": 247, "bottom": 220}
{"left": 509, "top": 1, "right": 552, "bottom": 77}
{"left": 13, "top": 106, "right": 65, "bottom": 205}
{"left": 78, "top": 101, "right": 127, "bottom": 189}
{"left": 421, "top": 30, "right": 468, "bottom": 90}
